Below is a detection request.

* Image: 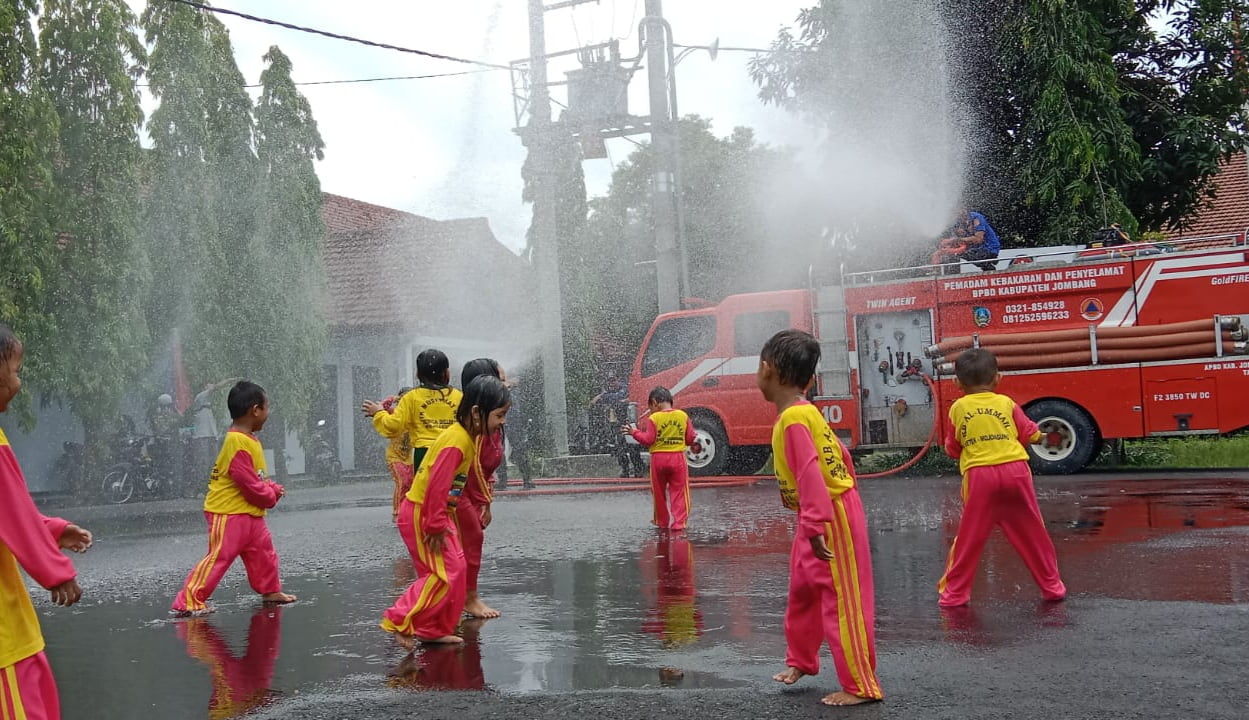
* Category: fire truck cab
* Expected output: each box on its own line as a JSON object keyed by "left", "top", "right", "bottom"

{"left": 629, "top": 233, "right": 1249, "bottom": 476}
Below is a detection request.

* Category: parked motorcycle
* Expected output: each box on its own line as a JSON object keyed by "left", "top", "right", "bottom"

{"left": 101, "top": 432, "right": 181, "bottom": 504}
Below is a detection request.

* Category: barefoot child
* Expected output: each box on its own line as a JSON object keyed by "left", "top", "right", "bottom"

{"left": 457, "top": 359, "right": 507, "bottom": 619}
{"left": 382, "top": 375, "right": 510, "bottom": 647}
{"left": 0, "top": 323, "right": 94, "bottom": 720}
{"left": 937, "top": 348, "right": 1066, "bottom": 606}
{"left": 382, "top": 388, "right": 414, "bottom": 524}
{"left": 171, "top": 381, "right": 296, "bottom": 616}
{"left": 364, "top": 349, "right": 462, "bottom": 485}
{"left": 758, "top": 330, "right": 883, "bottom": 707}
{"left": 624, "top": 387, "right": 695, "bottom": 531}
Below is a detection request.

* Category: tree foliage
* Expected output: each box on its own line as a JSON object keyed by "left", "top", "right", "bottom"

{"left": 751, "top": 0, "right": 1249, "bottom": 251}
{"left": 37, "top": 0, "right": 150, "bottom": 445}
{"left": 0, "top": 0, "right": 59, "bottom": 413}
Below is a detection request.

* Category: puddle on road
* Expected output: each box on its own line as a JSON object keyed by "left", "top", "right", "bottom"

{"left": 45, "top": 475, "right": 1249, "bottom": 718}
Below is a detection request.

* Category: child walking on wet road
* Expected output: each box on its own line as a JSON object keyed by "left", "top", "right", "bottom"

{"left": 0, "top": 324, "right": 94, "bottom": 720}
{"left": 382, "top": 387, "right": 414, "bottom": 524}
{"left": 171, "top": 381, "right": 296, "bottom": 616}
{"left": 457, "top": 359, "right": 509, "bottom": 620}
{"left": 937, "top": 348, "right": 1066, "bottom": 607}
{"left": 625, "top": 386, "right": 695, "bottom": 531}
{"left": 381, "top": 375, "right": 510, "bottom": 647}
{"left": 364, "top": 349, "right": 462, "bottom": 482}
{"left": 758, "top": 330, "right": 883, "bottom": 707}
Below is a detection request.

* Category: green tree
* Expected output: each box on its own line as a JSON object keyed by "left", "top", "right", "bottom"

{"left": 142, "top": 0, "right": 259, "bottom": 388}
{"left": 253, "top": 45, "right": 329, "bottom": 466}
{"left": 0, "top": 0, "right": 59, "bottom": 416}
{"left": 37, "top": 0, "right": 150, "bottom": 469}
{"left": 751, "top": 0, "right": 1249, "bottom": 253}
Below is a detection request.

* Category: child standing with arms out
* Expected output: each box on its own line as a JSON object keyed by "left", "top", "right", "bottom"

{"left": 171, "top": 381, "right": 296, "bottom": 616}
{"left": 0, "top": 323, "right": 94, "bottom": 720}
{"left": 937, "top": 348, "right": 1066, "bottom": 607}
{"left": 457, "top": 359, "right": 508, "bottom": 620}
{"left": 758, "top": 330, "right": 883, "bottom": 707}
{"left": 382, "top": 387, "right": 414, "bottom": 524}
{"left": 382, "top": 376, "right": 510, "bottom": 647}
{"left": 624, "top": 387, "right": 695, "bottom": 532}
{"left": 363, "top": 349, "right": 462, "bottom": 476}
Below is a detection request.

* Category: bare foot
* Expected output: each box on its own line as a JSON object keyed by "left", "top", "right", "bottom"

{"left": 773, "top": 667, "right": 806, "bottom": 685}
{"left": 394, "top": 633, "right": 416, "bottom": 651}
{"left": 821, "top": 691, "right": 879, "bottom": 706}
{"left": 262, "top": 591, "right": 297, "bottom": 605}
{"left": 170, "top": 606, "right": 215, "bottom": 618}
{"left": 416, "top": 634, "right": 464, "bottom": 644}
{"left": 464, "top": 595, "right": 501, "bottom": 619}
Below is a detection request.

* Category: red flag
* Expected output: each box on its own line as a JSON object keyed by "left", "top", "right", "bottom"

{"left": 172, "top": 328, "right": 192, "bottom": 414}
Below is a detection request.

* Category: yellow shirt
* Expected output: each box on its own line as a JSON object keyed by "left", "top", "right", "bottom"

{"left": 0, "top": 428, "right": 76, "bottom": 668}
{"left": 771, "top": 402, "right": 855, "bottom": 511}
{"left": 649, "top": 409, "right": 692, "bottom": 453}
{"left": 373, "top": 386, "right": 462, "bottom": 449}
{"left": 946, "top": 392, "right": 1040, "bottom": 475}
{"left": 203, "top": 431, "right": 278, "bottom": 517}
{"left": 405, "top": 423, "right": 476, "bottom": 505}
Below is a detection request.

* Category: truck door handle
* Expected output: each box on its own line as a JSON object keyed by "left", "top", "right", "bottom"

{"left": 702, "top": 377, "right": 720, "bottom": 388}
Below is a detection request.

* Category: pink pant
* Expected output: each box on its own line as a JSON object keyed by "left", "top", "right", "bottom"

{"left": 390, "top": 462, "right": 414, "bottom": 518}
{"left": 456, "top": 499, "right": 485, "bottom": 593}
{"left": 382, "top": 499, "right": 466, "bottom": 639}
{"left": 785, "top": 487, "right": 883, "bottom": 700}
{"left": 0, "top": 652, "right": 59, "bottom": 720}
{"left": 649, "top": 452, "right": 690, "bottom": 530}
{"left": 173, "top": 512, "right": 282, "bottom": 613}
{"left": 938, "top": 461, "right": 1067, "bottom": 606}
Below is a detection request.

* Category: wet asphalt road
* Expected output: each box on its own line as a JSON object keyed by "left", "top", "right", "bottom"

{"left": 32, "top": 471, "right": 1249, "bottom": 719}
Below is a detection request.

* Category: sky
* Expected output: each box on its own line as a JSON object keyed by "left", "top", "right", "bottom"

{"left": 125, "top": 0, "right": 816, "bottom": 253}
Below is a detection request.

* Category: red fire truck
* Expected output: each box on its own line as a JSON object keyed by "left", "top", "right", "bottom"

{"left": 628, "top": 233, "right": 1249, "bottom": 475}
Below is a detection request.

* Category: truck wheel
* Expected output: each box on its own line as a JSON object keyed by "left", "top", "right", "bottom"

{"left": 686, "top": 413, "right": 729, "bottom": 476}
{"left": 728, "top": 446, "right": 772, "bottom": 476}
{"left": 1026, "top": 400, "right": 1099, "bottom": 475}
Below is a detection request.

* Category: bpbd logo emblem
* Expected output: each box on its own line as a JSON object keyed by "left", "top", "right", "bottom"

{"left": 1080, "top": 298, "right": 1104, "bottom": 321}
{"left": 973, "top": 306, "right": 991, "bottom": 328}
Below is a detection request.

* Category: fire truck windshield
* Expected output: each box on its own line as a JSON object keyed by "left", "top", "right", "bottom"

{"left": 641, "top": 315, "right": 717, "bottom": 377}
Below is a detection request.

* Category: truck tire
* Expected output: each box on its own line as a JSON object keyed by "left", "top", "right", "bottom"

{"left": 1025, "top": 400, "right": 1099, "bottom": 475}
{"left": 728, "top": 446, "right": 772, "bottom": 476}
{"left": 686, "top": 413, "right": 729, "bottom": 476}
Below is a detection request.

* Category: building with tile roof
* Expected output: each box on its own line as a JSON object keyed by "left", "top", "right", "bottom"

{"left": 1163, "top": 153, "right": 1248, "bottom": 243}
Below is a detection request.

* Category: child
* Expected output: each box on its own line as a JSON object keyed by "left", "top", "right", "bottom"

{"left": 937, "top": 348, "right": 1066, "bottom": 607}
{"left": 382, "top": 375, "right": 510, "bottom": 647}
{"left": 624, "top": 387, "right": 695, "bottom": 531}
{"left": 382, "top": 387, "right": 414, "bottom": 524}
{"left": 171, "top": 381, "right": 296, "bottom": 616}
{"left": 363, "top": 349, "right": 462, "bottom": 474}
{"left": 757, "top": 329, "right": 883, "bottom": 707}
{"left": 457, "top": 359, "right": 507, "bottom": 620}
{"left": 0, "top": 323, "right": 93, "bottom": 720}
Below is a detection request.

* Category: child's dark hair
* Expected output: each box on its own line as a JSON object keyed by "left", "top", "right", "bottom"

{"left": 460, "top": 358, "right": 501, "bottom": 389}
{"left": 227, "top": 381, "right": 266, "bottom": 420}
{"left": 456, "top": 375, "right": 510, "bottom": 435}
{"left": 954, "top": 348, "right": 998, "bottom": 387}
{"left": 648, "top": 386, "right": 673, "bottom": 405}
{"left": 760, "top": 329, "right": 821, "bottom": 388}
{"left": 416, "top": 349, "right": 450, "bottom": 388}
{"left": 0, "top": 323, "right": 19, "bottom": 365}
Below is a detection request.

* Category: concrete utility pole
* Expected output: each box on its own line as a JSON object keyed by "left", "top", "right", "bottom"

{"left": 643, "top": 0, "right": 682, "bottom": 314}
{"left": 526, "top": 0, "right": 570, "bottom": 455}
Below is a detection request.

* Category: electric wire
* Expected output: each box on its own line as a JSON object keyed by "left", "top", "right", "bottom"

{"left": 162, "top": 0, "right": 512, "bottom": 70}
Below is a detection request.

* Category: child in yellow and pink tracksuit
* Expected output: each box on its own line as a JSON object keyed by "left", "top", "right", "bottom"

{"left": 0, "top": 323, "right": 94, "bottom": 720}
{"left": 382, "top": 388, "right": 414, "bottom": 524}
{"left": 171, "top": 381, "right": 296, "bottom": 616}
{"left": 758, "top": 329, "right": 883, "bottom": 707}
{"left": 626, "top": 386, "right": 695, "bottom": 531}
{"left": 938, "top": 347, "right": 1066, "bottom": 607}
{"left": 381, "top": 375, "right": 510, "bottom": 646}
{"left": 456, "top": 358, "right": 510, "bottom": 621}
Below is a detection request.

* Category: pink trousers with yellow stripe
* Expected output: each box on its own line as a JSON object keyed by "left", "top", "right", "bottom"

{"left": 0, "top": 652, "right": 59, "bottom": 720}
{"left": 784, "top": 487, "right": 883, "bottom": 700}
{"left": 382, "top": 499, "right": 466, "bottom": 639}
{"left": 172, "top": 512, "right": 281, "bottom": 613}
{"left": 649, "top": 452, "right": 690, "bottom": 530}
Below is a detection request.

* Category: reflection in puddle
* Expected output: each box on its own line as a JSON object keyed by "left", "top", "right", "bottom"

{"left": 176, "top": 608, "right": 283, "bottom": 719}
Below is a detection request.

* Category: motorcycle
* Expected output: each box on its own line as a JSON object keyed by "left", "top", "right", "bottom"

{"left": 101, "top": 432, "right": 181, "bottom": 504}
{"left": 310, "top": 419, "right": 342, "bottom": 483}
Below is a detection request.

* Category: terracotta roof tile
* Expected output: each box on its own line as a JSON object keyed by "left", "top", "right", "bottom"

{"left": 321, "top": 193, "right": 429, "bottom": 234}
{"left": 1165, "top": 153, "right": 1249, "bottom": 242}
